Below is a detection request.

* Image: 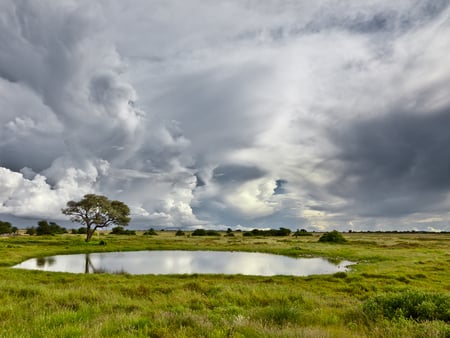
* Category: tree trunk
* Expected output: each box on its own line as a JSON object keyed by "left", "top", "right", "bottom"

{"left": 85, "top": 227, "right": 94, "bottom": 242}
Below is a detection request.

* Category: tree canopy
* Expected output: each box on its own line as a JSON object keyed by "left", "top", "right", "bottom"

{"left": 0, "top": 221, "right": 17, "bottom": 235}
{"left": 36, "top": 220, "right": 67, "bottom": 235}
{"left": 62, "top": 194, "right": 130, "bottom": 242}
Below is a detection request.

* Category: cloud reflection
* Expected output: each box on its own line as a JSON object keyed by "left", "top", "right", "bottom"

{"left": 13, "top": 251, "right": 354, "bottom": 276}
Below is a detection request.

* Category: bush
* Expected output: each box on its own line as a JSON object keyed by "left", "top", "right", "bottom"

{"left": 243, "top": 228, "right": 292, "bottom": 237}
{"left": 293, "top": 229, "right": 312, "bottom": 237}
{"left": 71, "top": 227, "right": 87, "bottom": 235}
{"left": 363, "top": 290, "right": 450, "bottom": 322}
{"left": 110, "top": 226, "right": 136, "bottom": 235}
{"left": 333, "top": 272, "right": 347, "bottom": 279}
{"left": 191, "top": 229, "right": 220, "bottom": 236}
{"left": 175, "top": 230, "right": 185, "bottom": 236}
{"left": 318, "top": 230, "right": 347, "bottom": 243}
{"left": 0, "top": 221, "right": 17, "bottom": 234}
{"left": 36, "top": 220, "right": 67, "bottom": 236}
{"left": 225, "top": 228, "right": 235, "bottom": 237}
{"left": 143, "top": 228, "right": 158, "bottom": 236}
{"left": 25, "top": 227, "right": 36, "bottom": 235}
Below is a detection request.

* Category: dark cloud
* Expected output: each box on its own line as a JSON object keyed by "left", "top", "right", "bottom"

{"left": 274, "top": 179, "right": 287, "bottom": 195}
{"left": 328, "top": 106, "right": 450, "bottom": 217}
{"left": 194, "top": 173, "right": 206, "bottom": 187}
{"left": 304, "top": 1, "right": 450, "bottom": 35}
{"left": 1, "top": 1, "right": 450, "bottom": 231}
{"left": 213, "top": 165, "right": 267, "bottom": 184}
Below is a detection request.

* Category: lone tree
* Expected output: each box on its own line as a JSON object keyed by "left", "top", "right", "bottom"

{"left": 62, "top": 194, "right": 130, "bottom": 242}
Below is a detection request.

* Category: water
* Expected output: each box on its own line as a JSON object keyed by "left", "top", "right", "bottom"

{"left": 13, "top": 250, "right": 354, "bottom": 276}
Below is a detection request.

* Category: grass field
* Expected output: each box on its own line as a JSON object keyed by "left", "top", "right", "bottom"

{"left": 1, "top": 231, "right": 449, "bottom": 337}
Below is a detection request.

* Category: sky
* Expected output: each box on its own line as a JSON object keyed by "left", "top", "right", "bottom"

{"left": 1, "top": 0, "right": 450, "bottom": 231}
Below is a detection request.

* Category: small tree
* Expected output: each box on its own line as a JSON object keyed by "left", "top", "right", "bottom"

{"left": 0, "top": 221, "right": 14, "bottom": 234}
{"left": 294, "top": 229, "right": 312, "bottom": 237}
{"left": 35, "top": 220, "right": 66, "bottom": 235}
{"left": 62, "top": 194, "right": 130, "bottom": 242}
{"left": 175, "top": 230, "right": 185, "bottom": 236}
{"left": 36, "top": 220, "right": 51, "bottom": 235}
{"left": 110, "top": 226, "right": 136, "bottom": 235}
{"left": 143, "top": 228, "right": 158, "bottom": 236}
{"left": 25, "top": 227, "right": 37, "bottom": 235}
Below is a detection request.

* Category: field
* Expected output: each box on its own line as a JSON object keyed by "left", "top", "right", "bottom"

{"left": 1, "top": 231, "right": 449, "bottom": 337}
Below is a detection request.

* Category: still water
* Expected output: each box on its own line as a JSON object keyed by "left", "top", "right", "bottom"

{"left": 13, "top": 251, "right": 354, "bottom": 276}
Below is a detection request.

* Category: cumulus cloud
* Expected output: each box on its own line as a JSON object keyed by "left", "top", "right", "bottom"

{"left": 0, "top": 0, "right": 200, "bottom": 226}
{"left": 1, "top": 0, "right": 450, "bottom": 231}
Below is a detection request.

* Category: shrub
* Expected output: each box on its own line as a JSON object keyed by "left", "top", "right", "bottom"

{"left": 143, "top": 228, "right": 158, "bottom": 236}
{"left": 77, "top": 227, "right": 87, "bottom": 234}
{"left": 191, "top": 229, "right": 220, "bottom": 236}
{"left": 362, "top": 290, "right": 450, "bottom": 322}
{"left": 25, "top": 227, "right": 36, "bottom": 235}
{"left": 243, "top": 228, "right": 292, "bottom": 237}
{"left": 293, "top": 229, "right": 313, "bottom": 237}
{"left": 175, "top": 230, "right": 185, "bottom": 236}
{"left": 36, "top": 220, "right": 67, "bottom": 236}
{"left": 71, "top": 227, "right": 88, "bottom": 234}
{"left": 0, "top": 221, "right": 17, "bottom": 234}
{"left": 110, "top": 226, "right": 136, "bottom": 235}
{"left": 318, "top": 230, "right": 347, "bottom": 243}
{"left": 333, "top": 272, "right": 347, "bottom": 279}
{"left": 225, "top": 228, "right": 235, "bottom": 236}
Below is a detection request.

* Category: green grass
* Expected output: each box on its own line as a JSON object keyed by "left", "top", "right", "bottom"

{"left": 0, "top": 231, "right": 449, "bottom": 337}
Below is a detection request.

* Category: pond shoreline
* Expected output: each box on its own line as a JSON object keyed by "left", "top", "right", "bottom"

{"left": 13, "top": 249, "right": 355, "bottom": 276}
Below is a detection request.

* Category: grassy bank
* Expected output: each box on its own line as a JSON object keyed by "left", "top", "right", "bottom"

{"left": 1, "top": 232, "right": 449, "bottom": 337}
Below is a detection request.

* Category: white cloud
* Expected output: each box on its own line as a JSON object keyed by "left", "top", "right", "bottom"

{"left": 1, "top": 0, "right": 450, "bottom": 231}
{"left": 225, "top": 178, "right": 278, "bottom": 218}
{"left": 0, "top": 167, "right": 88, "bottom": 218}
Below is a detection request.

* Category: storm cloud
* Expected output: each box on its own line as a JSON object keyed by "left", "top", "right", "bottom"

{"left": 329, "top": 107, "right": 450, "bottom": 218}
{"left": 1, "top": 0, "right": 450, "bottom": 231}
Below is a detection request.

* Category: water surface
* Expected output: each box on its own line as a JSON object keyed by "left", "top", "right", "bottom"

{"left": 13, "top": 250, "right": 354, "bottom": 276}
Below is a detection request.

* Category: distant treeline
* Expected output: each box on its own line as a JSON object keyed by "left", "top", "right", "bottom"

{"left": 347, "top": 230, "right": 450, "bottom": 234}
{"left": 2, "top": 219, "right": 449, "bottom": 236}
{"left": 25, "top": 220, "right": 67, "bottom": 236}
{"left": 243, "top": 227, "right": 292, "bottom": 237}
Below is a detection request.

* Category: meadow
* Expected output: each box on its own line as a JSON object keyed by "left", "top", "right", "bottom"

{"left": 0, "top": 231, "right": 449, "bottom": 337}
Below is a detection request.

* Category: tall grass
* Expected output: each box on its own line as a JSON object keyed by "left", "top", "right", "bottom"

{"left": 0, "top": 231, "right": 449, "bottom": 337}
{"left": 363, "top": 290, "right": 450, "bottom": 322}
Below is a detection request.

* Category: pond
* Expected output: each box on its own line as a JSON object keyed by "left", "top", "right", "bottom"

{"left": 13, "top": 251, "right": 354, "bottom": 276}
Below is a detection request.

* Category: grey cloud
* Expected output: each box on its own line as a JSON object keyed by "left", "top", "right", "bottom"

{"left": 274, "top": 179, "right": 288, "bottom": 195}
{"left": 328, "top": 106, "right": 450, "bottom": 217}
{"left": 213, "top": 165, "right": 267, "bottom": 185}
{"left": 194, "top": 173, "right": 206, "bottom": 188}
{"left": 305, "top": 1, "right": 450, "bottom": 35}
{"left": 0, "top": 1, "right": 201, "bottom": 225}
{"left": 2, "top": 0, "right": 450, "bottom": 231}
{"left": 148, "top": 64, "right": 274, "bottom": 163}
